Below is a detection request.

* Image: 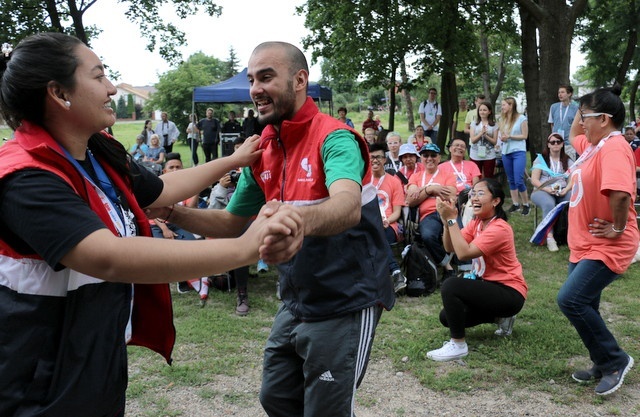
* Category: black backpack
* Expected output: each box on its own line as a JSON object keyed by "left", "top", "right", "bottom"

{"left": 401, "top": 242, "right": 438, "bottom": 297}
{"left": 552, "top": 202, "right": 569, "bottom": 246}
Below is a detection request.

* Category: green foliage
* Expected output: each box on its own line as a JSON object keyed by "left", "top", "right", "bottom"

{"left": 126, "top": 94, "right": 135, "bottom": 116}
{"left": 146, "top": 52, "right": 228, "bottom": 136}
{"left": 116, "top": 96, "right": 128, "bottom": 119}
{"left": 0, "top": 1, "right": 221, "bottom": 66}
{"left": 224, "top": 47, "right": 241, "bottom": 79}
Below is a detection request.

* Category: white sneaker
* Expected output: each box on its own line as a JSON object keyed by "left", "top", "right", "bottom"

{"left": 426, "top": 340, "right": 468, "bottom": 362}
{"left": 546, "top": 236, "right": 559, "bottom": 252}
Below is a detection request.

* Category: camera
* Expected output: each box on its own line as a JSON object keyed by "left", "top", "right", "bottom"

{"left": 229, "top": 170, "right": 241, "bottom": 184}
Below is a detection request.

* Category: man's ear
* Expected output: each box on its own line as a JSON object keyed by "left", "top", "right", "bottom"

{"left": 293, "top": 69, "right": 308, "bottom": 93}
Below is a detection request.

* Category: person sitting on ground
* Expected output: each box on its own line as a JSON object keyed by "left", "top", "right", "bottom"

{"left": 396, "top": 143, "right": 424, "bottom": 186}
{"left": 129, "top": 134, "right": 148, "bottom": 162}
{"left": 426, "top": 178, "right": 528, "bottom": 362}
{"left": 144, "top": 133, "right": 166, "bottom": 164}
{"left": 370, "top": 143, "right": 407, "bottom": 293}
{"left": 408, "top": 125, "right": 431, "bottom": 151}
{"left": 530, "top": 132, "right": 574, "bottom": 252}
{"left": 150, "top": 154, "right": 209, "bottom": 303}
{"left": 624, "top": 125, "right": 640, "bottom": 150}
{"left": 405, "top": 143, "right": 457, "bottom": 281}
{"left": 337, "top": 106, "right": 354, "bottom": 128}
{"left": 208, "top": 136, "right": 253, "bottom": 315}
{"left": 384, "top": 131, "right": 402, "bottom": 174}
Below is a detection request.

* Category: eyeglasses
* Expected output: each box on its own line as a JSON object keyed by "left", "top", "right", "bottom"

{"left": 548, "top": 140, "right": 563, "bottom": 145}
{"left": 579, "top": 112, "right": 612, "bottom": 122}
{"left": 421, "top": 152, "right": 438, "bottom": 159}
{"left": 468, "top": 190, "right": 486, "bottom": 198}
{"left": 370, "top": 155, "right": 385, "bottom": 161}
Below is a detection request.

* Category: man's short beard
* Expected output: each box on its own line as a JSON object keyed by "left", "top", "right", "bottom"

{"left": 257, "top": 80, "right": 296, "bottom": 126}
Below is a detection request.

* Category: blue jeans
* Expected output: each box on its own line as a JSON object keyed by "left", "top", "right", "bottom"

{"left": 384, "top": 226, "right": 401, "bottom": 273}
{"left": 530, "top": 189, "right": 571, "bottom": 219}
{"left": 502, "top": 151, "right": 527, "bottom": 192}
{"left": 557, "top": 260, "right": 628, "bottom": 374}
{"left": 418, "top": 211, "right": 446, "bottom": 265}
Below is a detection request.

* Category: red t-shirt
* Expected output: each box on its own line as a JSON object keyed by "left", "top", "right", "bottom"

{"left": 461, "top": 217, "right": 528, "bottom": 299}
{"left": 438, "top": 159, "right": 481, "bottom": 194}
{"left": 568, "top": 134, "right": 639, "bottom": 273}
{"left": 371, "top": 173, "right": 405, "bottom": 237}
{"left": 407, "top": 168, "right": 457, "bottom": 221}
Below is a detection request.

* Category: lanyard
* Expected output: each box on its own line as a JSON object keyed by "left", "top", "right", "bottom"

{"left": 421, "top": 168, "right": 439, "bottom": 188}
{"left": 389, "top": 157, "right": 399, "bottom": 172}
{"left": 559, "top": 104, "right": 569, "bottom": 124}
{"left": 449, "top": 160, "right": 467, "bottom": 183}
{"left": 61, "top": 147, "right": 127, "bottom": 236}
{"left": 372, "top": 174, "right": 386, "bottom": 190}
{"left": 566, "top": 131, "right": 620, "bottom": 175}
{"left": 550, "top": 157, "right": 561, "bottom": 174}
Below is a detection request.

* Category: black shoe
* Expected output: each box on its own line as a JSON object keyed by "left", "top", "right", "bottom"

{"left": 507, "top": 204, "right": 520, "bottom": 213}
{"left": 572, "top": 365, "right": 602, "bottom": 383}
{"left": 595, "top": 356, "right": 634, "bottom": 396}
{"left": 391, "top": 270, "right": 407, "bottom": 294}
{"left": 521, "top": 204, "right": 530, "bottom": 216}
{"left": 177, "top": 281, "right": 191, "bottom": 294}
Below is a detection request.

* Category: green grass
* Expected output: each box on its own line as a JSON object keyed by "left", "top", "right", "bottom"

{"left": 3, "top": 110, "right": 639, "bottom": 413}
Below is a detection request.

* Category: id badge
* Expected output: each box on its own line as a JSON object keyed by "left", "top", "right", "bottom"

{"left": 477, "top": 144, "right": 487, "bottom": 158}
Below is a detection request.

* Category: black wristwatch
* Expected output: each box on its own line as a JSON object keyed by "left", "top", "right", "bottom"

{"left": 446, "top": 219, "right": 457, "bottom": 227}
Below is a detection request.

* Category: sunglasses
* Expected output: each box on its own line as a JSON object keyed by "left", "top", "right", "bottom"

{"left": 548, "top": 140, "right": 563, "bottom": 145}
{"left": 421, "top": 152, "right": 438, "bottom": 158}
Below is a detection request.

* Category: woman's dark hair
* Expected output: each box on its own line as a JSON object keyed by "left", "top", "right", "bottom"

{"left": 0, "top": 32, "right": 131, "bottom": 182}
{"left": 338, "top": 106, "right": 348, "bottom": 114}
{"left": 578, "top": 84, "right": 625, "bottom": 129}
{"left": 474, "top": 101, "right": 496, "bottom": 127}
{"left": 0, "top": 32, "right": 81, "bottom": 130}
{"left": 542, "top": 133, "right": 570, "bottom": 171}
{"left": 477, "top": 178, "right": 507, "bottom": 221}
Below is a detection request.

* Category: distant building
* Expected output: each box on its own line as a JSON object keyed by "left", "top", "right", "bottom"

{"left": 114, "top": 83, "right": 157, "bottom": 120}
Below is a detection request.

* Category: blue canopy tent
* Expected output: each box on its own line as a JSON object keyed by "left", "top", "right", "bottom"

{"left": 192, "top": 68, "right": 333, "bottom": 114}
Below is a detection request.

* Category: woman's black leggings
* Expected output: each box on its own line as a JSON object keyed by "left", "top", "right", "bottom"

{"left": 439, "top": 277, "right": 525, "bottom": 339}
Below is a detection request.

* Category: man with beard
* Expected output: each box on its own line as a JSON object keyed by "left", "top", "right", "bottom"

{"left": 160, "top": 41, "right": 395, "bottom": 417}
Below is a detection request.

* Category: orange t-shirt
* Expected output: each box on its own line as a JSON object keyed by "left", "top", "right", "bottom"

{"left": 461, "top": 217, "right": 527, "bottom": 299}
{"left": 568, "top": 134, "right": 639, "bottom": 273}
{"left": 371, "top": 174, "right": 405, "bottom": 236}
{"left": 438, "top": 159, "right": 482, "bottom": 194}
{"left": 408, "top": 169, "right": 457, "bottom": 221}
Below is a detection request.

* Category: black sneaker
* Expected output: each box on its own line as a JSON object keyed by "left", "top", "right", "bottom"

{"left": 177, "top": 281, "right": 191, "bottom": 294}
{"left": 507, "top": 204, "right": 520, "bottom": 213}
{"left": 572, "top": 365, "right": 603, "bottom": 383}
{"left": 595, "top": 356, "right": 634, "bottom": 396}
{"left": 521, "top": 204, "right": 530, "bottom": 216}
{"left": 391, "top": 270, "right": 407, "bottom": 294}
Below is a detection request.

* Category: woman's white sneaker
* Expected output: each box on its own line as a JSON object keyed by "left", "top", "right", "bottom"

{"left": 546, "top": 236, "right": 559, "bottom": 252}
{"left": 427, "top": 340, "right": 468, "bottom": 362}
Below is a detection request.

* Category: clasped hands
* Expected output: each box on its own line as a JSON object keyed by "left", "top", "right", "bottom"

{"left": 248, "top": 200, "right": 304, "bottom": 264}
{"left": 435, "top": 196, "right": 458, "bottom": 222}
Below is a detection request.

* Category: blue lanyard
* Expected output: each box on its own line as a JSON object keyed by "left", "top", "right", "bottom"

{"left": 61, "top": 147, "right": 124, "bottom": 224}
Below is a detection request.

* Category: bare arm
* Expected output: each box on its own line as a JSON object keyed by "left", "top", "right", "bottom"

{"left": 300, "top": 179, "right": 362, "bottom": 236}
{"left": 569, "top": 111, "right": 583, "bottom": 147}
{"left": 587, "top": 190, "right": 632, "bottom": 239}
{"left": 150, "top": 135, "right": 262, "bottom": 208}
{"left": 437, "top": 197, "right": 483, "bottom": 260}
{"left": 60, "top": 205, "right": 302, "bottom": 284}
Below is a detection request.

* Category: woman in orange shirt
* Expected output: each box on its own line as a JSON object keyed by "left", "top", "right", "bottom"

{"left": 558, "top": 85, "right": 639, "bottom": 396}
{"left": 426, "top": 178, "right": 527, "bottom": 362}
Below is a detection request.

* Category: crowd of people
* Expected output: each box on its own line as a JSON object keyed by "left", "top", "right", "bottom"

{"left": 0, "top": 31, "right": 638, "bottom": 417}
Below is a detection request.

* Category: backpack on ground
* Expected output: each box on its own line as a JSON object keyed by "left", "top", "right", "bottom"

{"left": 552, "top": 202, "right": 569, "bottom": 246}
{"left": 401, "top": 242, "right": 438, "bottom": 297}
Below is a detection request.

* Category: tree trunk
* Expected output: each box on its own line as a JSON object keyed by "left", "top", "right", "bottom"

{"left": 439, "top": 69, "right": 457, "bottom": 151}
{"left": 66, "top": 0, "right": 89, "bottom": 45}
{"left": 616, "top": 26, "right": 638, "bottom": 86}
{"left": 517, "top": 0, "right": 588, "bottom": 160}
{"left": 630, "top": 78, "right": 639, "bottom": 124}
{"left": 400, "top": 60, "right": 415, "bottom": 132}
{"left": 388, "top": 65, "right": 397, "bottom": 131}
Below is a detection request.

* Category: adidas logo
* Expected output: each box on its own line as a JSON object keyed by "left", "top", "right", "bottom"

{"left": 319, "top": 370, "right": 335, "bottom": 382}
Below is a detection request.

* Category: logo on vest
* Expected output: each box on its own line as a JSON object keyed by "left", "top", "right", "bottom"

{"left": 260, "top": 170, "right": 272, "bottom": 183}
{"left": 298, "top": 157, "right": 313, "bottom": 182}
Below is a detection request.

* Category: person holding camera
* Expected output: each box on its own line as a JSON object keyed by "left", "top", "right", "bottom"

{"left": 530, "top": 132, "right": 574, "bottom": 252}
{"left": 208, "top": 136, "right": 255, "bottom": 315}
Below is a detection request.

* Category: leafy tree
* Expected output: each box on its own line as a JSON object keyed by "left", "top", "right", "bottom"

{"left": 224, "top": 46, "right": 241, "bottom": 79}
{"left": 146, "top": 52, "right": 227, "bottom": 136}
{"left": 116, "top": 96, "right": 128, "bottom": 119}
{"left": 577, "top": 0, "right": 640, "bottom": 122}
{"left": 126, "top": 94, "right": 135, "bottom": 117}
{"left": 0, "top": 0, "right": 222, "bottom": 66}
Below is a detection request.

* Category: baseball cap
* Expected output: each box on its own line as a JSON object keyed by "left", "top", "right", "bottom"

{"left": 419, "top": 143, "right": 441, "bottom": 155}
{"left": 398, "top": 143, "right": 420, "bottom": 158}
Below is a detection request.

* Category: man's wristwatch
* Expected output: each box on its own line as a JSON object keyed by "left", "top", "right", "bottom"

{"left": 446, "top": 219, "right": 457, "bottom": 228}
